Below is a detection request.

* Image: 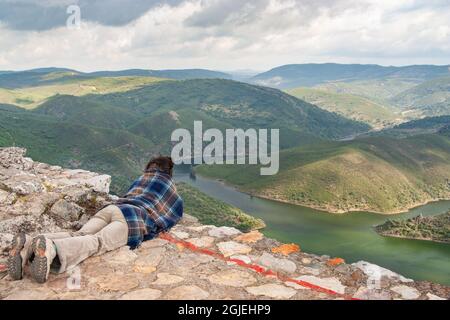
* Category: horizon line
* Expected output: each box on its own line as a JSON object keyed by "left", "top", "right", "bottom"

{"left": 2, "top": 62, "right": 450, "bottom": 74}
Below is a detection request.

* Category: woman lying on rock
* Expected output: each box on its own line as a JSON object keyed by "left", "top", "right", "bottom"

{"left": 7, "top": 156, "right": 183, "bottom": 283}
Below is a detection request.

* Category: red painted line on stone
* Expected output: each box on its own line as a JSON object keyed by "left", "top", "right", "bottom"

{"left": 159, "top": 232, "right": 360, "bottom": 300}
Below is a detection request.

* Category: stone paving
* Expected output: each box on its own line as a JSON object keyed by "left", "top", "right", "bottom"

{"left": 0, "top": 148, "right": 449, "bottom": 300}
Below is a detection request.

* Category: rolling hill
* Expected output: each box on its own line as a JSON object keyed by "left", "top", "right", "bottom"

{"left": 250, "top": 63, "right": 450, "bottom": 89}
{"left": 0, "top": 78, "right": 370, "bottom": 193}
{"left": 286, "top": 87, "right": 400, "bottom": 128}
{"left": 196, "top": 132, "right": 450, "bottom": 214}
{"left": 0, "top": 76, "right": 168, "bottom": 109}
{"left": 0, "top": 68, "right": 231, "bottom": 89}
{"left": 391, "top": 77, "right": 450, "bottom": 118}
{"left": 315, "top": 79, "right": 417, "bottom": 104}
{"left": 27, "top": 78, "right": 369, "bottom": 143}
{"left": 1, "top": 70, "right": 448, "bottom": 215}
{"left": 90, "top": 68, "right": 232, "bottom": 80}
{"left": 439, "top": 124, "right": 450, "bottom": 136}
{"left": 252, "top": 63, "right": 450, "bottom": 126}
{"left": 360, "top": 116, "right": 450, "bottom": 139}
{"left": 86, "top": 79, "right": 370, "bottom": 141}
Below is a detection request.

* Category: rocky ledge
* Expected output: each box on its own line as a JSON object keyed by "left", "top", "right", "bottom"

{"left": 0, "top": 148, "right": 448, "bottom": 300}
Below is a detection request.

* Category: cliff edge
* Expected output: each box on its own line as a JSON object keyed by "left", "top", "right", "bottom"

{"left": 0, "top": 148, "right": 448, "bottom": 300}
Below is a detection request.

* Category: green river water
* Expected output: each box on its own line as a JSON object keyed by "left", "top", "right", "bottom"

{"left": 175, "top": 173, "right": 450, "bottom": 286}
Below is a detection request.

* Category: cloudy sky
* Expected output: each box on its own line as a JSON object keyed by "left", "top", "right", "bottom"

{"left": 0, "top": 0, "right": 449, "bottom": 72}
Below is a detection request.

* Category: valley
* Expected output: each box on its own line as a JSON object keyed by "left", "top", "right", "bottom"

{"left": 285, "top": 87, "right": 400, "bottom": 128}
{"left": 0, "top": 64, "right": 449, "bottom": 287}
{"left": 0, "top": 69, "right": 369, "bottom": 194}
{"left": 175, "top": 172, "right": 450, "bottom": 286}
{"left": 1, "top": 65, "right": 449, "bottom": 212}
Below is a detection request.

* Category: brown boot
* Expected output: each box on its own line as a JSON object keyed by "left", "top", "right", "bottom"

{"left": 7, "top": 233, "right": 33, "bottom": 281}
{"left": 30, "top": 235, "right": 57, "bottom": 283}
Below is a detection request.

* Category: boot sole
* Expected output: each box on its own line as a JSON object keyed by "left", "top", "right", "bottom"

{"left": 30, "top": 236, "right": 49, "bottom": 284}
{"left": 7, "top": 233, "right": 26, "bottom": 281}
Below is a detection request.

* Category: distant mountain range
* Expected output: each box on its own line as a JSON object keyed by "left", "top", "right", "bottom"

{"left": 0, "top": 67, "right": 232, "bottom": 89}
{"left": 249, "top": 63, "right": 450, "bottom": 89}
{"left": 246, "top": 63, "right": 450, "bottom": 126}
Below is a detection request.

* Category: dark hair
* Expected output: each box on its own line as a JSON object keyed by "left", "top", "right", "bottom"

{"left": 145, "top": 156, "right": 174, "bottom": 177}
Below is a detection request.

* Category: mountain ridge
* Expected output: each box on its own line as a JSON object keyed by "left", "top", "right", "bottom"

{"left": 196, "top": 132, "right": 450, "bottom": 214}
{"left": 0, "top": 68, "right": 232, "bottom": 89}
{"left": 0, "top": 78, "right": 369, "bottom": 194}
{"left": 250, "top": 63, "right": 450, "bottom": 89}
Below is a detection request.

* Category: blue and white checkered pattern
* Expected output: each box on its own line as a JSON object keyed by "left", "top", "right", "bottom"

{"left": 115, "top": 169, "right": 183, "bottom": 249}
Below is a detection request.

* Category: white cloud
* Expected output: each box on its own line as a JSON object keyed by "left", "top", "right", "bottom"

{"left": 0, "top": 0, "right": 449, "bottom": 71}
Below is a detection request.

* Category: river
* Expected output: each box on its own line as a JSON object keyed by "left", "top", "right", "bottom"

{"left": 175, "top": 171, "right": 450, "bottom": 286}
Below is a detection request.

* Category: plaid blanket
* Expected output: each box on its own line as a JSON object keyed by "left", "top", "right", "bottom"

{"left": 115, "top": 169, "right": 183, "bottom": 249}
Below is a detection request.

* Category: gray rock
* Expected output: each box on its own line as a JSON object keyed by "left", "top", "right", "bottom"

{"left": 120, "top": 288, "right": 162, "bottom": 300}
{"left": 0, "top": 147, "right": 27, "bottom": 169}
{"left": 153, "top": 273, "right": 184, "bottom": 286}
{"left": 172, "top": 253, "right": 214, "bottom": 270}
{"left": 61, "top": 186, "right": 91, "bottom": 203}
{"left": 95, "top": 274, "right": 140, "bottom": 292}
{"left": 208, "top": 226, "right": 241, "bottom": 238}
{"left": 106, "top": 247, "right": 138, "bottom": 266}
{"left": 256, "top": 252, "right": 297, "bottom": 274}
{"left": 186, "top": 225, "right": 214, "bottom": 232}
{"left": 0, "top": 233, "right": 14, "bottom": 254}
{"left": 353, "top": 261, "right": 413, "bottom": 283}
{"left": 284, "top": 281, "right": 311, "bottom": 290}
{"left": 298, "top": 266, "right": 321, "bottom": 276}
{"left": 50, "top": 199, "right": 85, "bottom": 223}
{"left": 33, "top": 162, "right": 51, "bottom": 173}
{"left": 295, "top": 275, "right": 346, "bottom": 294}
{"left": 186, "top": 236, "right": 215, "bottom": 248}
{"left": 4, "top": 288, "right": 55, "bottom": 300}
{"left": 7, "top": 192, "right": 60, "bottom": 216}
{"left": 0, "top": 190, "right": 16, "bottom": 205}
{"left": 3, "top": 173, "right": 44, "bottom": 195}
{"left": 165, "top": 285, "right": 209, "bottom": 300}
{"left": 217, "top": 241, "right": 252, "bottom": 257}
{"left": 0, "top": 214, "right": 60, "bottom": 235}
{"left": 171, "top": 230, "right": 190, "bottom": 239}
{"left": 246, "top": 284, "right": 297, "bottom": 299}
{"left": 426, "top": 293, "right": 446, "bottom": 300}
{"left": 227, "top": 255, "right": 252, "bottom": 266}
{"left": 391, "top": 285, "right": 420, "bottom": 300}
{"left": 84, "top": 175, "right": 111, "bottom": 194}
{"left": 301, "top": 258, "right": 312, "bottom": 265}
{"left": 133, "top": 247, "right": 166, "bottom": 268}
{"left": 353, "top": 287, "right": 392, "bottom": 300}
{"left": 139, "top": 239, "right": 169, "bottom": 249}
{"left": 207, "top": 269, "right": 257, "bottom": 287}
{"left": 335, "top": 264, "right": 351, "bottom": 274}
